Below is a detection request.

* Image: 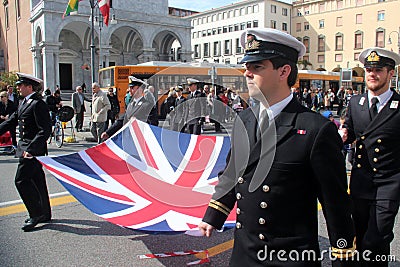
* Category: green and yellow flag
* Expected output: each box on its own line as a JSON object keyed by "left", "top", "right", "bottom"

{"left": 63, "top": 0, "right": 80, "bottom": 18}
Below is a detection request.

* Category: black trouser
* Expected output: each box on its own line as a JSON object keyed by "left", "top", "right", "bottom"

{"left": 15, "top": 157, "right": 51, "bottom": 218}
{"left": 75, "top": 106, "right": 85, "bottom": 130}
{"left": 352, "top": 198, "right": 399, "bottom": 267}
{"left": 187, "top": 123, "right": 201, "bottom": 135}
{"left": 9, "top": 127, "right": 17, "bottom": 147}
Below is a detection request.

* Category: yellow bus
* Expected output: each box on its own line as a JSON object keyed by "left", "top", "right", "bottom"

{"left": 98, "top": 61, "right": 246, "bottom": 115}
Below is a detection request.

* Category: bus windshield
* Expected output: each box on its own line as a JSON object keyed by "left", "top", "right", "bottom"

{"left": 99, "top": 68, "right": 114, "bottom": 88}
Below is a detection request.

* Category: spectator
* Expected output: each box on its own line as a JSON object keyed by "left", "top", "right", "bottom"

{"left": 144, "top": 85, "right": 159, "bottom": 126}
{"left": 45, "top": 89, "right": 62, "bottom": 123}
{"left": 0, "top": 91, "right": 17, "bottom": 149}
{"left": 72, "top": 86, "right": 90, "bottom": 132}
{"left": 6, "top": 85, "right": 19, "bottom": 109}
{"left": 322, "top": 110, "right": 340, "bottom": 128}
{"left": 90, "top": 82, "right": 111, "bottom": 143}
{"left": 106, "top": 88, "right": 120, "bottom": 129}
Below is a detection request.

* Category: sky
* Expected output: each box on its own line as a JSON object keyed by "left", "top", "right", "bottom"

{"left": 169, "top": 0, "right": 292, "bottom": 12}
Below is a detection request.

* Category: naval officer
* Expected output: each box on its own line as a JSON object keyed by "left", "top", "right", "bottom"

{"left": 342, "top": 47, "right": 400, "bottom": 266}
{"left": 199, "top": 28, "right": 355, "bottom": 266}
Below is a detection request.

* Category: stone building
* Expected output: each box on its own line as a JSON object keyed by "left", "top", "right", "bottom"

{"left": 0, "top": 0, "right": 192, "bottom": 91}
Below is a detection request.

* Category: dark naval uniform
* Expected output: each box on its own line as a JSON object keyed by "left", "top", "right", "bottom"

{"left": 203, "top": 99, "right": 355, "bottom": 266}
{"left": 202, "top": 28, "right": 355, "bottom": 267}
{"left": 0, "top": 89, "right": 52, "bottom": 228}
{"left": 344, "top": 47, "right": 400, "bottom": 267}
{"left": 184, "top": 79, "right": 206, "bottom": 135}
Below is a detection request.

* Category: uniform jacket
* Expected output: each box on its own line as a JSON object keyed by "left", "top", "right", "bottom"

{"left": 91, "top": 90, "right": 111, "bottom": 122}
{"left": 72, "top": 92, "right": 89, "bottom": 114}
{"left": 0, "top": 93, "right": 51, "bottom": 158}
{"left": 106, "top": 96, "right": 153, "bottom": 137}
{"left": 344, "top": 90, "right": 400, "bottom": 200}
{"left": 203, "top": 98, "right": 355, "bottom": 266}
{"left": 184, "top": 91, "right": 206, "bottom": 125}
{"left": 171, "top": 96, "right": 186, "bottom": 124}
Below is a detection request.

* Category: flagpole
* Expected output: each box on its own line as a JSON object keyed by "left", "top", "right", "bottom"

{"left": 90, "top": 0, "right": 96, "bottom": 84}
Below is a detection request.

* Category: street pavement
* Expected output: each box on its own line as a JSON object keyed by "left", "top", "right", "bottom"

{"left": 0, "top": 91, "right": 399, "bottom": 266}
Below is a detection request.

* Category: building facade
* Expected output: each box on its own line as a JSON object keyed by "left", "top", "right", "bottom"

{"left": 292, "top": 0, "right": 400, "bottom": 73}
{"left": 0, "top": 0, "right": 192, "bottom": 91}
{"left": 190, "top": 0, "right": 292, "bottom": 65}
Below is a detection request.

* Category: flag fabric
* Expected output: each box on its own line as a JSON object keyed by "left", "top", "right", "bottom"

{"left": 38, "top": 118, "right": 236, "bottom": 232}
{"left": 63, "top": 0, "right": 80, "bottom": 18}
{"left": 98, "top": 0, "right": 110, "bottom": 26}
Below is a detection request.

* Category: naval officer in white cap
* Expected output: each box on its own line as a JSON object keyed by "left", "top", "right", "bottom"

{"left": 0, "top": 73, "right": 52, "bottom": 231}
{"left": 199, "top": 28, "right": 355, "bottom": 266}
{"left": 342, "top": 47, "right": 400, "bottom": 267}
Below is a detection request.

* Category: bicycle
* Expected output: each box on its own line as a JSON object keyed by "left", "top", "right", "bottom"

{"left": 48, "top": 112, "right": 64, "bottom": 148}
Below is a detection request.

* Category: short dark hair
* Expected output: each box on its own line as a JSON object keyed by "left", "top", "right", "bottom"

{"left": 269, "top": 57, "right": 298, "bottom": 87}
{"left": 54, "top": 89, "right": 61, "bottom": 95}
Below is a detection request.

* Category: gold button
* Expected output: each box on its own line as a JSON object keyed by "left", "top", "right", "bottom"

{"left": 238, "top": 177, "right": 244, "bottom": 184}
{"left": 377, "top": 139, "right": 382, "bottom": 143}
{"left": 259, "top": 218, "right": 266, "bottom": 225}
{"left": 260, "top": 202, "right": 268, "bottom": 209}
{"left": 361, "top": 136, "right": 365, "bottom": 140}
{"left": 262, "top": 185, "right": 270, "bottom": 192}
{"left": 259, "top": 234, "right": 265, "bottom": 240}
{"left": 358, "top": 155, "right": 362, "bottom": 159}
{"left": 236, "top": 193, "right": 242, "bottom": 200}
{"left": 375, "top": 148, "right": 380, "bottom": 153}
{"left": 373, "top": 168, "right": 377, "bottom": 172}
{"left": 359, "top": 145, "right": 363, "bottom": 149}
{"left": 357, "top": 164, "right": 362, "bottom": 168}
{"left": 236, "top": 208, "right": 241, "bottom": 215}
{"left": 373, "top": 158, "right": 378, "bottom": 163}
{"left": 236, "top": 222, "right": 242, "bottom": 229}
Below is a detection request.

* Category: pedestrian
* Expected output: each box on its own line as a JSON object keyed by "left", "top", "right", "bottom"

{"left": 72, "top": 85, "right": 90, "bottom": 132}
{"left": 342, "top": 47, "right": 400, "bottom": 267}
{"left": 101, "top": 76, "right": 153, "bottom": 140}
{"left": 6, "top": 85, "right": 20, "bottom": 109}
{"left": 0, "top": 91, "right": 18, "bottom": 150}
{"left": 170, "top": 87, "right": 186, "bottom": 132}
{"left": 183, "top": 78, "right": 206, "bottom": 135}
{"left": 90, "top": 82, "right": 110, "bottom": 143}
{"left": 198, "top": 28, "right": 355, "bottom": 266}
{"left": 106, "top": 87, "right": 120, "bottom": 129}
{"left": 144, "top": 85, "right": 159, "bottom": 126}
{"left": 0, "top": 73, "right": 52, "bottom": 231}
{"left": 322, "top": 110, "right": 340, "bottom": 128}
{"left": 45, "top": 89, "right": 62, "bottom": 124}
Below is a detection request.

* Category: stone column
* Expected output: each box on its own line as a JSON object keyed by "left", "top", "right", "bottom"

{"left": 30, "top": 45, "right": 43, "bottom": 79}
{"left": 179, "top": 50, "right": 193, "bottom": 63}
{"left": 101, "top": 45, "right": 112, "bottom": 67}
{"left": 139, "top": 47, "right": 157, "bottom": 63}
{"left": 40, "top": 42, "right": 61, "bottom": 92}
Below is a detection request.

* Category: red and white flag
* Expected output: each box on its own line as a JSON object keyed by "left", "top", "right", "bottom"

{"left": 98, "top": 0, "right": 110, "bottom": 26}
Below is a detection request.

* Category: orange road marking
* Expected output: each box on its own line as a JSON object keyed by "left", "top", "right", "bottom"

{"left": 0, "top": 195, "right": 77, "bottom": 216}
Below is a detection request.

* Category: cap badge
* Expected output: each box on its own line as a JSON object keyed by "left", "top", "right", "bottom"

{"left": 245, "top": 34, "right": 260, "bottom": 51}
{"left": 367, "top": 51, "right": 380, "bottom": 63}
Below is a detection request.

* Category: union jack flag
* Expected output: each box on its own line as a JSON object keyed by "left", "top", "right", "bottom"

{"left": 38, "top": 119, "right": 236, "bottom": 232}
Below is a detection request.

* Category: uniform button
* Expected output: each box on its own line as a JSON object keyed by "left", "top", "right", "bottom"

{"left": 236, "top": 208, "right": 241, "bottom": 215}
{"left": 357, "top": 155, "right": 362, "bottom": 159}
{"left": 22, "top": 119, "right": 25, "bottom": 122}
{"left": 236, "top": 193, "right": 242, "bottom": 200}
{"left": 375, "top": 148, "right": 380, "bottom": 153}
{"left": 359, "top": 145, "right": 363, "bottom": 149}
{"left": 259, "top": 218, "right": 266, "bottom": 225}
{"left": 236, "top": 222, "right": 242, "bottom": 229}
{"left": 238, "top": 177, "right": 244, "bottom": 184}
{"left": 259, "top": 234, "right": 265, "bottom": 240}
{"left": 361, "top": 136, "right": 365, "bottom": 140}
{"left": 373, "top": 158, "right": 378, "bottom": 163}
{"left": 373, "top": 168, "right": 377, "bottom": 172}
{"left": 22, "top": 126, "right": 25, "bottom": 128}
{"left": 262, "top": 185, "right": 270, "bottom": 192}
{"left": 357, "top": 164, "right": 362, "bottom": 168}
{"left": 377, "top": 139, "right": 382, "bottom": 143}
{"left": 260, "top": 202, "right": 268, "bottom": 209}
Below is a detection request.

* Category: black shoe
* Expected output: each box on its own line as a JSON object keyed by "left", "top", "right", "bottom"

{"left": 22, "top": 215, "right": 48, "bottom": 231}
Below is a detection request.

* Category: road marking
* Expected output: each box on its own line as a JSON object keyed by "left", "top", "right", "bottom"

{"left": 0, "top": 193, "right": 77, "bottom": 216}
{"left": 0, "top": 191, "right": 70, "bottom": 207}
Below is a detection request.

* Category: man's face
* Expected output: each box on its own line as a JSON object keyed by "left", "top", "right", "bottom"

{"left": 92, "top": 85, "right": 100, "bottom": 94}
{"left": 129, "top": 85, "right": 140, "bottom": 98}
{"left": 365, "top": 67, "right": 394, "bottom": 93}
{"left": 7, "top": 87, "right": 13, "bottom": 93}
{"left": 17, "top": 83, "right": 33, "bottom": 97}
{"left": 244, "top": 60, "right": 280, "bottom": 102}
{"left": 189, "top": 84, "right": 197, "bottom": 92}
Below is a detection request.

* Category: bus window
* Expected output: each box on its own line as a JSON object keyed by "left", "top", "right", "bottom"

{"left": 99, "top": 68, "right": 114, "bottom": 88}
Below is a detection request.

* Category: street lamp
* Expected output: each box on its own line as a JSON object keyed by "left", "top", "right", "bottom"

{"left": 387, "top": 28, "right": 400, "bottom": 54}
{"left": 89, "top": 0, "right": 97, "bottom": 84}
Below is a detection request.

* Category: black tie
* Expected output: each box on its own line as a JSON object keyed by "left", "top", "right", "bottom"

{"left": 369, "top": 97, "right": 379, "bottom": 120}
{"left": 19, "top": 98, "right": 27, "bottom": 112}
{"left": 257, "top": 109, "right": 269, "bottom": 140}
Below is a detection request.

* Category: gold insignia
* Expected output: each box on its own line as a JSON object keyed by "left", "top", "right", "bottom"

{"left": 245, "top": 34, "right": 260, "bottom": 51}
{"left": 367, "top": 51, "right": 380, "bottom": 62}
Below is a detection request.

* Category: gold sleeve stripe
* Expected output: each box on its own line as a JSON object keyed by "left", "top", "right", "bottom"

{"left": 208, "top": 201, "right": 231, "bottom": 216}
{"left": 209, "top": 200, "right": 231, "bottom": 214}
